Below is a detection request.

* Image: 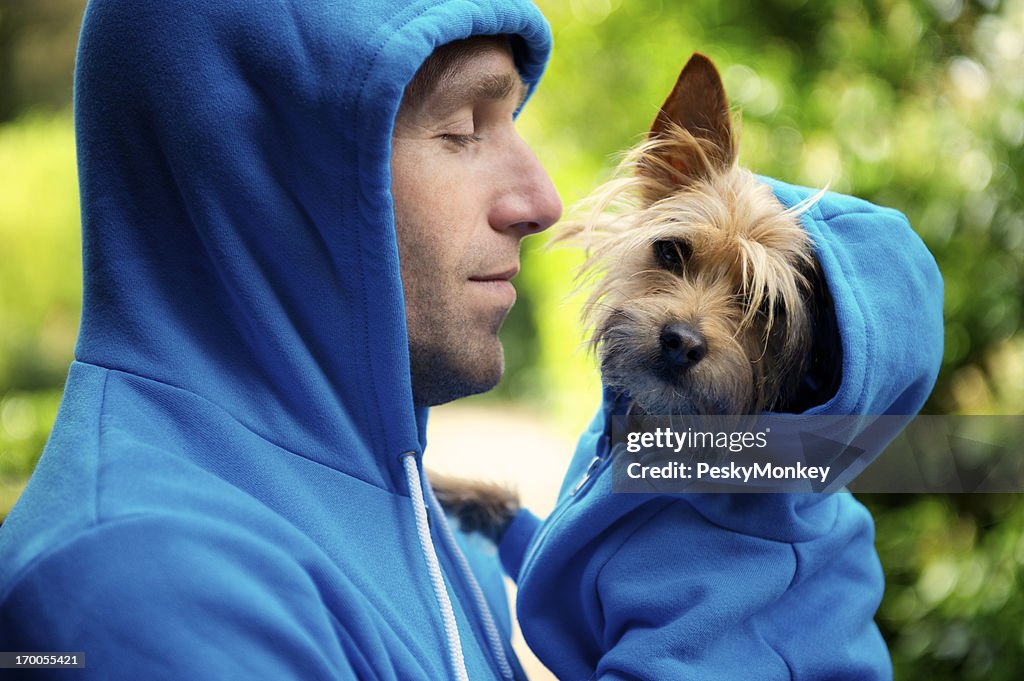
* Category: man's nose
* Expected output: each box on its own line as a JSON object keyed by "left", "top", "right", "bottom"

{"left": 490, "top": 136, "right": 562, "bottom": 236}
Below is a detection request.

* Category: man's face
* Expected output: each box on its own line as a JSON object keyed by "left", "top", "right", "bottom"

{"left": 391, "top": 37, "right": 562, "bottom": 407}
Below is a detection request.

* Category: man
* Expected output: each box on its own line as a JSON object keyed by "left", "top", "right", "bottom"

{"left": 393, "top": 36, "right": 561, "bottom": 408}
{"left": 0, "top": 0, "right": 559, "bottom": 678}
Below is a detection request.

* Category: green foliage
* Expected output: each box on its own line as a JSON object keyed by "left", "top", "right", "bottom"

{"left": 0, "top": 112, "right": 77, "bottom": 484}
{"left": 0, "top": 0, "right": 87, "bottom": 122}
{"left": 865, "top": 494, "right": 1024, "bottom": 678}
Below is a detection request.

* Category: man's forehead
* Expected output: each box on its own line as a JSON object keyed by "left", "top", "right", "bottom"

{"left": 401, "top": 37, "right": 528, "bottom": 115}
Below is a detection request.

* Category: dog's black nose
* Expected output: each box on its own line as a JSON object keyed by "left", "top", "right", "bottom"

{"left": 660, "top": 322, "right": 707, "bottom": 372}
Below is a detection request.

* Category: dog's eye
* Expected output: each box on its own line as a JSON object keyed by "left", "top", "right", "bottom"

{"left": 752, "top": 294, "right": 785, "bottom": 321}
{"left": 652, "top": 239, "right": 691, "bottom": 273}
{"left": 739, "top": 289, "right": 784, "bottom": 319}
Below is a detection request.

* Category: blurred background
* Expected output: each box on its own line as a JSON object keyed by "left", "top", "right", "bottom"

{"left": 1, "top": 0, "right": 1022, "bottom": 677}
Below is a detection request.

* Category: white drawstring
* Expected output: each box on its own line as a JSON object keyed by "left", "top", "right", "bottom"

{"left": 402, "top": 453, "right": 470, "bottom": 681}
{"left": 424, "top": 476, "right": 516, "bottom": 681}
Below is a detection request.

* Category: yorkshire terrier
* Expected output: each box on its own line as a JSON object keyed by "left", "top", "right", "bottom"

{"left": 432, "top": 52, "right": 841, "bottom": 536}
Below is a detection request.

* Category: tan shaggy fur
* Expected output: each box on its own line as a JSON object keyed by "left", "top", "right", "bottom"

{"left": 553, "top": 54, "right": 825, "bottom": 416}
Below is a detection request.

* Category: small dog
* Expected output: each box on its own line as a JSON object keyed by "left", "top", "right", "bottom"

{"left": 564, "top": 52, "right": 839, "bottom": 417}
{"left": 433, "top": 52, "right": 841, "bottom": 533}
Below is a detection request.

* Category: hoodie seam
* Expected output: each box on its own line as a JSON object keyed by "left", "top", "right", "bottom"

{"left": 0, "top": 511, "right": 191, "bottom": 605}
{"left": 351, "top": 2, "right": 439, "bottom": 482}
{"left": 0, "top": 512, "right": 346, "bottom": 643}
{"left": 754, "top": 619, "right": 796, "bottom": 681}
{"left": 81, "top": 361, "right": 399, "bottom": 495}
{"left": 0, "top": 513, "right": 154, "bottom": 607}
{"left": 93, "top": 368, "right": 110, "bottom": 525}
{"left": 761, "top": 178, "right": 872, "bottom": 416}
{"left": 817, "top": 208, "right": 902, "bottom": 219}
{"left": 821, "top": 207, "right": 876, "bottom": 414}
{"left": 754, "top": 504, "right": 842, "bottom": 681}
{"left": 807, "top": 203, "right": 873, "bottom": 415}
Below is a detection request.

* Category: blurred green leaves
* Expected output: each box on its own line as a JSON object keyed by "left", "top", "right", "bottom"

{"left": 864, "top": 492, "right": 1024, "bottom": 678}
{"left": 0, "top": 114, "right": 78, "bottom": 484}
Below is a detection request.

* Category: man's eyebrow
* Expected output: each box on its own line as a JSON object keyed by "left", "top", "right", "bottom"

{"left": 431, "top": 72, "right": 528, "bottom": 114}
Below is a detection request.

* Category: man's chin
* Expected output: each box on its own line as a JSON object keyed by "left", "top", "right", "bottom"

{"left": 410, "top": 341, "right": 505, "bottom": 407}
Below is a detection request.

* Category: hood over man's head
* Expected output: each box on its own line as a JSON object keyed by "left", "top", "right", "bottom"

{"left": 72, "top": 0, "right": 554, "bottom": 488}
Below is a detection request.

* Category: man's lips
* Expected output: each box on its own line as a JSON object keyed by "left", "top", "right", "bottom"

{"left": 469, "top": 266, "right": 519, "bottom": 282}
{"left": 468, "top": 266, "right": 519, "bottom": 307}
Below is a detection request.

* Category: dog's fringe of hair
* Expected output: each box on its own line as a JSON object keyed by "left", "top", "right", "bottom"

{"left": 552, "top": 123, "right": 826, "bottom": 358}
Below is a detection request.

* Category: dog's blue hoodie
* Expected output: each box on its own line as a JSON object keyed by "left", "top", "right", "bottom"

{"left": 0, "top": 1, "right": 552, "bottom": 678}
{"left": 501, "top": 180, "right": 944, "bottom": 680}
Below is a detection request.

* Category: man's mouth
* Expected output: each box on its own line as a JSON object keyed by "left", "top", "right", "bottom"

{"left": 468, "top": 266, "right": 519, "bottom": 305}
{"left": 469, "top": 265, "right": 519, "bottom": 283}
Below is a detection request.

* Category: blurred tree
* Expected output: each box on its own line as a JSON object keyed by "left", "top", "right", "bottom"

{"left": 0, "top": 0, "right": 86, "bottom": 122}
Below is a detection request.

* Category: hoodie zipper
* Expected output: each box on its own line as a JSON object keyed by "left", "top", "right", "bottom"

{"left": 572, "top": 450, "right": 608, "bottom": 495}
{"left": 520, "top": 434, "right": 613, "bottom": 580}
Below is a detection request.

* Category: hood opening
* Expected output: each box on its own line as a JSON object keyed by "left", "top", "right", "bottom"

{"left": 777, "top": 257, "right": 844, "bottom": 414}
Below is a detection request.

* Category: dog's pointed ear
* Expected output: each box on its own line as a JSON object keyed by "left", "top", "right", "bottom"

{"left": 639, "top": 53, "right": 736, "bottom": 196}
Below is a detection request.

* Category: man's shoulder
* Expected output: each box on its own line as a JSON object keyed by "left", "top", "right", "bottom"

{"left": 0, "top": 511, "right": 363, "bottom": 679}
{"left": 0, "top": 371, "right": 324, "bottom": 612}
{"left": 0, "top": 492, "right": 320, "bottom": 604}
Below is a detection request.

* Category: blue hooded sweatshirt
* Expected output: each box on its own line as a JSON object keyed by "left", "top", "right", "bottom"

{"left": 499, "top": 179, "right": 944, "bottom": 680}
{"left": 0, "top": 1, "right": 552, "bottom": 679}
